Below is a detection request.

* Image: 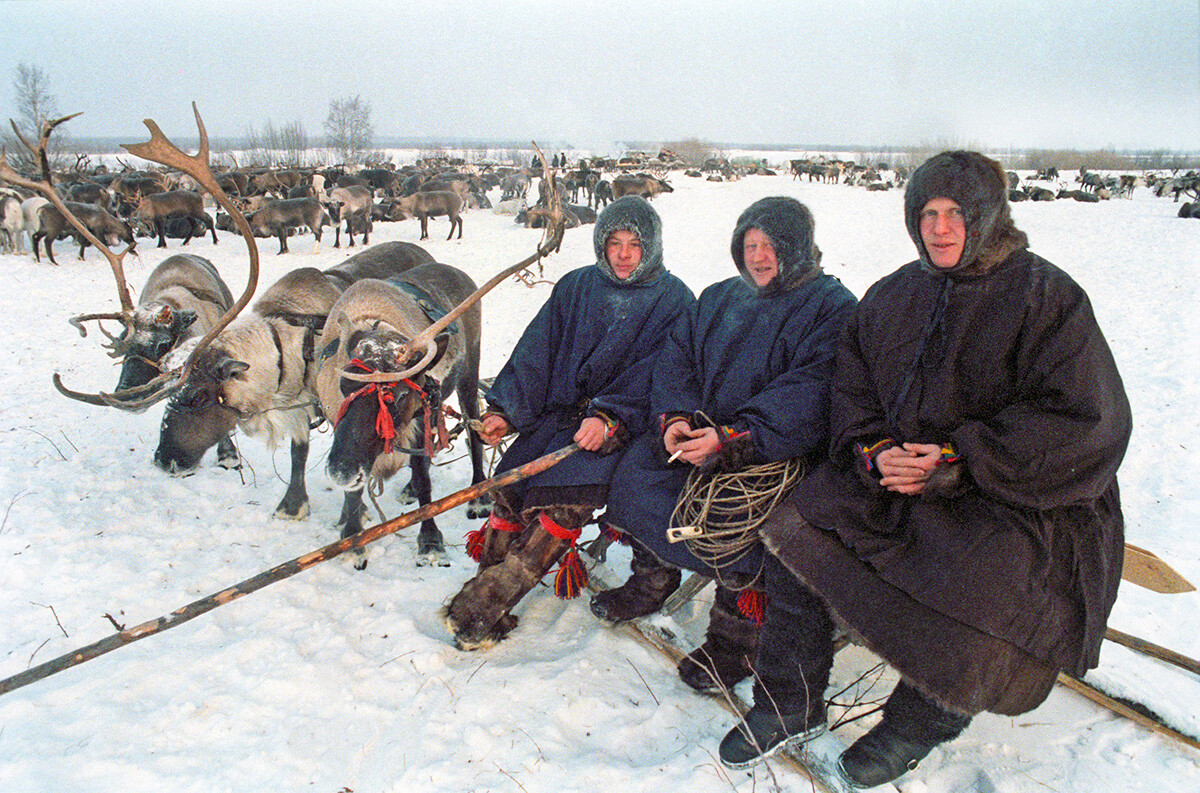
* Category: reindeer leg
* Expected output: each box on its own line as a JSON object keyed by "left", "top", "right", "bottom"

{"left": 273, "top": 439, "right": 310, "bottom": 520}
{"left": 215, "top": 433, "right": 240, "bottom": 469}
{"left": 336, "top": 488, "right": 369, "bottom": 570}
{"left": 409, "top": 454, "right": 448, "bottom": 566}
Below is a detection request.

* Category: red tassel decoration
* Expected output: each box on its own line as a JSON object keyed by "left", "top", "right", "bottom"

{"left": 464, "top": 514, "right": 521, "bottom": 562}
{"left": 601, "top": 523, "right": 629, "bottom": 545}
{"left": 737, "top": 589, "right": 768, "bottom": 625}
{"left": 553, "top": 548, "right": 589, "bottom": 599}
{"left": 464, "top": 528, "right": 486, "bottom": 562}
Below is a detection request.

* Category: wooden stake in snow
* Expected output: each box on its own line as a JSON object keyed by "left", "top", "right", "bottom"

{"left": 0, "top": 444, "right": 580, "bottom": 697}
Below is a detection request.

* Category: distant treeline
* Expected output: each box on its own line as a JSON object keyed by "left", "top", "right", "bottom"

{"left": 67, "top": 136, "right": 1200, "bottom": 173}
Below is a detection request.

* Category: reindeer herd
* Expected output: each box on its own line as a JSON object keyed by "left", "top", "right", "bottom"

{"left": 3, "top": 109, "right": 1196, "bottom": 571}
{"left": 786, "top": 156, "right": 1200, "bottom": 210}
{"left": 0, "top": 109, "right": 574, "bottom": 571}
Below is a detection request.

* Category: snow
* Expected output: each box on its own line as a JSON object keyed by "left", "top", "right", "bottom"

{"left": 1, "top": 165, "right": 1198, "bottom": 792}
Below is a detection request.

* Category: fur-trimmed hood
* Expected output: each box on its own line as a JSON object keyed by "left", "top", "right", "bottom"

{"left": 730, "top": 196, "right": 823, "bottom": 295}
{"left": 592, "top": 196, "right": 664, "bottom": 285}
{"left": 904, "top": 151, "right": 1029, "bottom": 277}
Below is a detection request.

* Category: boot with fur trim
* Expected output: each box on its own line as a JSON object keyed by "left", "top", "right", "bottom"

{"left": 446, "top": 510, "right": 581, "bottom": 650}
{"left": 678, "top": 586, "right": 760, "bottom": 692}
{"left": 589, "top": 539, "right": 681, "bottom": 623}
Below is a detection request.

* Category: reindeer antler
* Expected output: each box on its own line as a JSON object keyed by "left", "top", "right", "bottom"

{"left": 45, "top": 103, "right": 262, "bottom": 411}
{"left": 1, "top": 112, "right": 138, "bottom": 313}
{"left": 341, "top": 141, "right": 566, "bottom": 384}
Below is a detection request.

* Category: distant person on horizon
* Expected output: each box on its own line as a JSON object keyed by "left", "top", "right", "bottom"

{"left": 719, "top": 151, "right": 1132, "bottom": 784}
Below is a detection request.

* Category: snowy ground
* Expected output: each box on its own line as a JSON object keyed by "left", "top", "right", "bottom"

{"left": 0, "top": 166, "right": 1198, "bottom": 792}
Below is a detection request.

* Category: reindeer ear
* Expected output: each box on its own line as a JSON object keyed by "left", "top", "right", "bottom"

{"left": 174, "top": 309, "right": 198, "bottom": 330}
{"left": 217, "top": 357, "right": 251, "bottom": 381}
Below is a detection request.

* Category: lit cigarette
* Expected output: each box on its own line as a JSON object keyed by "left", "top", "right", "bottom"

{"left": 668, "top": 450, "right": 683, "bottom": 463}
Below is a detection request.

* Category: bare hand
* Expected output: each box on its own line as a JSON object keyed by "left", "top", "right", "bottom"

{"left": 668, "top": 425, "right": 721, "bottom": 466}
{"left": 877, "top": 442, "right": 942, "bottom": 494}
{"left": 477, "top": 413, "right": 511, "bottom": 447}
{"left": 663, "top": 420, "right": 693, "bottom": 457}
{"left": 574, "top": 416, "right": 611, "bottom": 452}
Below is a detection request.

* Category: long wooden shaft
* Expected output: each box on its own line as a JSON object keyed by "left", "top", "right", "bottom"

{"left": 0, "top": 444, "right": 579, "bottom": 697}
{"left": 1105, "top": 627, "right": 1200, "bottom": 677}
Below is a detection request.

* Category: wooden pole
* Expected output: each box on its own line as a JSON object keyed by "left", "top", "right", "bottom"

{"left": 1105, "top": 627, "right": 1200, "bottom": 677}
{"left": 0, "top": 444, "right": 579, "bottom": 697}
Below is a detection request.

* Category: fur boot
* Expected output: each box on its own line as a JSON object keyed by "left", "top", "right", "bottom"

{"left": 446, "top": 509, "right": 585, "bottom": 650}
{"left": 678, "top": 586, "right": 760, "bottom": 692}
{"left": 589, "top": 539, "right": 681, "bottom": 623}
{"left": 839, "top": 681, "right": 971, "bottom": 787}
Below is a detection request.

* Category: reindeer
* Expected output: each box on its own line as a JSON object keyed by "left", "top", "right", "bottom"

{"left": 149, "top": 243, "right": 436, "bottom": 520}
{"left": 325, "top": 184, "right": 374, "bottom": 248}
{"left": 315, "top": 263, "right": 486, "bottom": 566}
{"left": 60, "top": 254, "right": 241, "bottom": 467}
{"left": 394, "top": 191, "right": 463, "bottom": 240}
{"left": 0, "top": 191, "right": 23, "bottom": 254}
{"left": 245, "top": 196, "right": 330, "bottom": 254}
{"left": 611, "top": 173, "right": 673, "bottom": 200}
{"left": 32, "top": 201, "right": 135, "bottom": 264}
{"left": 131, "top": 190, "right": 218, "bottom": 248}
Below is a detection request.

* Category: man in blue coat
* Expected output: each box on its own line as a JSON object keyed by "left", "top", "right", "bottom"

{"left": 593, "top": 196, "right": 856, "bottom": 693}
{"left": 446, "top": 196, "right": 695, "bottom": 650}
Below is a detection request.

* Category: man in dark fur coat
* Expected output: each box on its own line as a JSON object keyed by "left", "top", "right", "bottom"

{"left": 445, "top": 196, "right": 695, "bottom": 650}
{"left": 591, "top": 197, "right": 856, "bottom": 697}
{"left": 723, "top": 152, "right": 1132, "bottom": 783}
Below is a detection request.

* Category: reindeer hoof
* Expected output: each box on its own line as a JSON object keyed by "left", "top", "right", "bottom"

{"left": 352, "top": 547, "right": 368, "bottom": 571}
{"left": 217, "top": 456, "right": 241, "bottom": 470}
{"left": 466, "top": 498, "right": 492, "bottom": 520}
{"left": 417, "top": 550, "right": 449, "bottom": 568}
{"left": 273, "top": 501, "right": 310, "bottom": 520}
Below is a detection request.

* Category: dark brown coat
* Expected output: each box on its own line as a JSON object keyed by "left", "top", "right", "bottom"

{"left": 763, "top": 247, "right": 1131, "bottom": 716}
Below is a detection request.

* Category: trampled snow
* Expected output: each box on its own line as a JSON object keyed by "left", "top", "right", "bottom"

{"left": 1, "top": 167, "right": 1197, "bottom": 792}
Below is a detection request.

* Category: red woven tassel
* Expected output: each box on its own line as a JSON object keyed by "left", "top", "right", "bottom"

{"left": 464, "top": 514, "right": 521, "bottom": 562}
{"left": 601, "top": 523, "right": 629, "bottom": 545}
{"left": 554, "top": 548, "right": 588, "bottom": 599}
{"left": 464, "top": 528, "right": 486, "bottom": 562}
{"left": 737, "top": 589, "right": 768, "bottom": 624}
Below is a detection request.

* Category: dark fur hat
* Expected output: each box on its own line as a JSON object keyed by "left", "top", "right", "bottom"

{"left": 730, "top": 196, "right": 823, "bottom": 294}
{"left": 593, "top": 196, "right": 664, "bottom": 284}
{"left": 904, "top": 151, "right": 1028, "bottom": 276}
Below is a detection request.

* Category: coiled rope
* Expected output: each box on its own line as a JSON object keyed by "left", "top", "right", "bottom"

{"left": 669, "top": 458, "right": 807, "bottom": 586}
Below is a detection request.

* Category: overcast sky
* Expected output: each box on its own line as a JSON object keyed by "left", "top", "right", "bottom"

{"left": 2, "top": 0, "right": 1197, "bottom": 154}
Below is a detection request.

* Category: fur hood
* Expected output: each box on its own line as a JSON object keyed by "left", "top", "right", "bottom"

{"left": 592, "top": 196, "right": 664, "bottom": 285}
{"left": 730, "top": 196, "right": 823, "bottom": 295}
{"left": 904, "top": 151, "right": 1028, "bottom": 277}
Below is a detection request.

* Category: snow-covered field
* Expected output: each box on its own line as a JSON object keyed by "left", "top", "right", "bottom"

{"left": 0, "top": 166, "right": 1197, "bottom": 792}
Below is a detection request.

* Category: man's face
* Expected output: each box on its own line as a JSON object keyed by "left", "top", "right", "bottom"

{"left": 743, "top": 227, "right": 779, "bottom": 287}
{"left": 919, "top": 197, "right": 966, "bottom": 269}
{"left": 606, "top": 230, "right": 643, "bottom": 280}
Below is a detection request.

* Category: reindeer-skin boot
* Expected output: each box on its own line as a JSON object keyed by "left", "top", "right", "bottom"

{"left": 464, "top": 512, "right": 524, "bottom": 571}
{"left": 678, "top": 586, "right": 761, "bottom": 692}
{"left": 838, "top": 681, "right": 971, "bottom": 788}
{"left": 589, "top": 538, "right": 682, "bottom": 623}
{"left": 446, "top": 509, "right": 582, "bottom": 650}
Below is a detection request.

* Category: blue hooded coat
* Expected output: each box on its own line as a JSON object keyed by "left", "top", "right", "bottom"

{"left": 605, "top": 197, "right": 857, "bottom": 577}
{"left": 486, "top": 196, "right": 695, "bottom": 510}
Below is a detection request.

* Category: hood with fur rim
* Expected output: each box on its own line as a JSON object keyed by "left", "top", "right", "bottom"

{"left": 593, "top": 196, "right": 665, "bottom": 285}
{"left": 905, "top": 151, "right": 1029, "bottom": 277}
{"left": 730, "top": 196, "right": 823, "bottom": 295}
